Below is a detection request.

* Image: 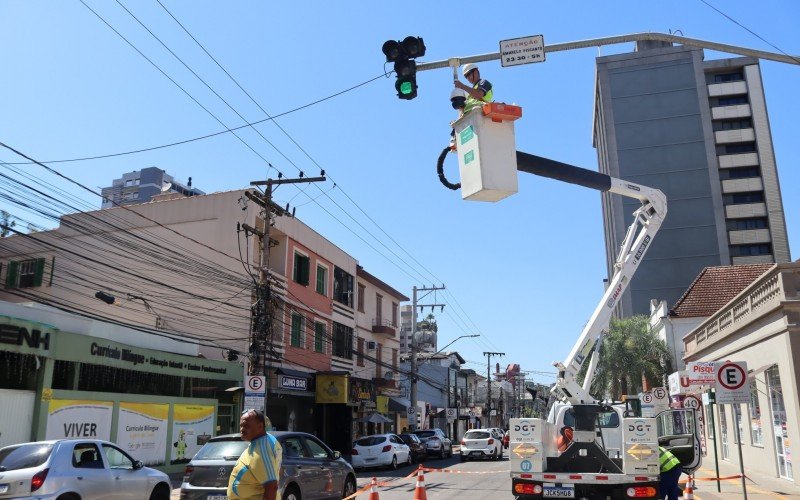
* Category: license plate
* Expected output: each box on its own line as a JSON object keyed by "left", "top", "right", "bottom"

{"left": 470, "top": 451, "right": 482, "bottom": 456}
{"left": 207, "top": 495, "right": 226, "bottom": 500}
{"left": 543, "top": 483, "right": 574, "bottom": 498}
{"left": 366, "top": 458, "right": 376, "bottom": 461}
{"left": 0, "top": 484, "right": 7, "bottom": 494}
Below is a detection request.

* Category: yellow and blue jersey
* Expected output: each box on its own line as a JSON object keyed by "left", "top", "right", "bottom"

{"left": 227, "top": 434, "right": 283, "bottom": 500}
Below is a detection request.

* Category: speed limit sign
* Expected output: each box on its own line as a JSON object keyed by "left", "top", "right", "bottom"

{"left": 683, "top": 395, "right": 701, "bottom": 410}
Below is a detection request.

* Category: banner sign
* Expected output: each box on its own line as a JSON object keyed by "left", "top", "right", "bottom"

{"left": 117, "top": 402, "right": 169, "bottom": 466}
{"left": 316, "top": 374, "right": 348, "bottom": 404}
{"left": 280, "top": 375, "right": 308, "bottom": 391}
{"left": 45, "top": 399, "right": 113, "bottom": 440}
{"left": 171, "top": 404, "right": 214, "bottom": 464}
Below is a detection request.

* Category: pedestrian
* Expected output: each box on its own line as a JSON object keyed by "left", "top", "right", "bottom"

{"left": 658, "top": 446, "right": 683, "bottom": 500}
{"left": 227, "top": 409, "right": 283, "bottom": 500}
{"left": 454, "top": 63, "right": 494, "bottom": 116}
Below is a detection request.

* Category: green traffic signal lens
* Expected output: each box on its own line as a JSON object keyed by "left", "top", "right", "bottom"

{"left": 399, "top": 81, "right": 413, "bottom": 95}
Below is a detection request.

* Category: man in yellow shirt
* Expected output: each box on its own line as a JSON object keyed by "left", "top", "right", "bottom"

{"left": 227, "top": 409, "right": 283, "bottom": 500}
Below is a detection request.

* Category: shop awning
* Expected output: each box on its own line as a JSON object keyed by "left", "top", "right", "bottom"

{"left": 360, "top": 412, "right": 392, "bottom": 424}
{"left": 389, "top": 397, "right": 410, "bottom": 413}
{"left": 275, "top": 367, "right": 312, "bottom": 378}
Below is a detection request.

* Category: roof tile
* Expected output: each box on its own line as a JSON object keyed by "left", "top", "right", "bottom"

{"left": 669, "top": 264, "right": 774, "bottom": 317}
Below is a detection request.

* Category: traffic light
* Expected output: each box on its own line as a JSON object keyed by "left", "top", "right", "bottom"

{"left": 382, "top": 36, "right": 426, "bottom": 100}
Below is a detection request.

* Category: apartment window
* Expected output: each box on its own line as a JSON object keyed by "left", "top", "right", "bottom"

{"left": 717, "top": 118, "right": 752, "bottom": 131}
{"left": 718, "top": 96, "right": 748, "bottom": 106}
{"left": 750, "top": 377, "right": 763, "bottom": 446}
{"left": 732, "top": 218, "right": 767, "bottom": 231}
{"left": 357, "top": 283, "right": 366, "bottom": 312}
{"left": 392, "top": 302, "right": 398, "bottom": 327}
{"left": 357, "top": 338, "right": 364, "bottom": 367}
{"left": 724, "top": 142, "right": 756, "bottom": 154}
{"left": 291, "top": 313, "right": 304, "bottom": 348}
{"left": 376, "top": 294, "right": 383, "bottom": 323}
{"left": 5, "top": 258, "right": 45, "bottom": 289}
{"left": 731, "top": 244, "right": 771, "bottom": 257}
{"left": 316, "top": 264, "right": 328, "bottom": 296}
{"left": 713, "top": 72, "right": 744, "bottom": 83}
{"left": 333, "top": 267, "right": 354, "bottom": 307}
{"left": 332, "top": 322, "right": 353, "bottom": 359}
{"left": 726, "top": 167, "right": 760, "bottom": 179}
{"left": 293, "top": 252, "right": 310, "bottom": 286}
{"left": 731, "top": 192, "right": 764, "bottom": 204}
{"left": 314, "top": 321, "right": 326, "bottom": 353}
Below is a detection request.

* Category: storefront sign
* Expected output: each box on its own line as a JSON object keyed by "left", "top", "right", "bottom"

{"left": 376, "top": 395, "right": 389, "bottom": 414}
{"left": 171, "top": 405, "right": 215, "bottom": 464}
{"left": 117, "top": 402, "right": 169, "bottom": 466}
{"left": 316, "top": 374, "right": 348, "bottom": 404}
{"left": 280, "top": 375, "right": 308, "bottom": 391}
{"left": 45, "top": 399, "right": 113, "bottom": 440}
{"left": 0, "top": 319, "right": 55, "bottom": 353}
{"left": 349, "top": 378, "right": 375, "bottom": 403}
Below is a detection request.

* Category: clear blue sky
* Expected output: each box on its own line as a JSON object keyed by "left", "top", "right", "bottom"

{"left": 2, "top": 1, "right": 797, "bottom": 382}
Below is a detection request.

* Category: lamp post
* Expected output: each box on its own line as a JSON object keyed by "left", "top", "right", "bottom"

{"left": 425, "top": 334, "right": 479, "bottom": 361}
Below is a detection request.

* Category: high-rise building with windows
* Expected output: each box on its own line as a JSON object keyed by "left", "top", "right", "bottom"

{"left": 594, "top": 41, "right": 790, "bottom": 317}
{"left": 100, "top": 167, "right": 204, "bottom": 208}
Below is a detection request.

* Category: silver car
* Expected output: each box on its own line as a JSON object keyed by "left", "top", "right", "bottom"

{"left": 180, "top": 432, "right": 357, "bottom": 500}
{"left": 0, "top": 439, "right": 171, "bottom": 500}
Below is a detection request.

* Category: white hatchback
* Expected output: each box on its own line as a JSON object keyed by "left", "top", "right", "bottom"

{"left": 460, "top": 429, "right": 503, "bottom": 461}
{"left": 351, "top": 434, "right": 411, "bottom": 470}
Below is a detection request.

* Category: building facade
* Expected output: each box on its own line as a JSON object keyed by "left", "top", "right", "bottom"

{"left": 594, "top": 42, "right": 790, "bottom": 316}
{"left": 682, "top": 262, "right": 800, "bottom": 482}
{"left": 100, "top": 167, "right": 204, "bottom": 209}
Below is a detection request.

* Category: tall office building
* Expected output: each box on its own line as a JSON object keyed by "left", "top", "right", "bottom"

{"left": 100, "top": 167, "right": 204, "bottom": 209}
{"left": 594, "top": 41, "right": 790, "bottom": 317}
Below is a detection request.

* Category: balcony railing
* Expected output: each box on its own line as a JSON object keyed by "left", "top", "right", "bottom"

{"left": 371, "top": 318, "right": 396, "bottom": 336}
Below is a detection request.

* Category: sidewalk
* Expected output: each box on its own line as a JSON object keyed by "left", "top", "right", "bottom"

{"left": 690, "top": 455, "right": 800, "bottom": 498}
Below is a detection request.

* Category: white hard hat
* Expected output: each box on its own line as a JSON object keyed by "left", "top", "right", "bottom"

{"left": 462, "top": 63, "right": 479, "bottom": 77}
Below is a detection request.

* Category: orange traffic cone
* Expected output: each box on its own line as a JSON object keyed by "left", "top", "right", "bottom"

{"left": 413, "top": 465, "right": 428, "bottom": 500}
{"left": 684, "top": 476, "right": 695, "bottom": 500}
{"left": 369, "top": 477, "right": 380, "bottom": 500}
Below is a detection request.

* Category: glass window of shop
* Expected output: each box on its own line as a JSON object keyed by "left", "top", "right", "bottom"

{"left": 749, "top": 376, "right": 763, "bottom": 446}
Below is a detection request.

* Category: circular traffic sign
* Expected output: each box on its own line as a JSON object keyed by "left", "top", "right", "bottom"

{"left": 407, "top": 406, "right": 416, "bottom": 416}
{"left": 683, "top": 395, "right": 701, "bottom": 410}
{"left": 247, "top": 376, "right": 264, "bottom": 391}
{"left": 642, "top": 393, "right": 653, "bottom": 404}
{"left": 653, "top": 387, "right": 667, "bottom": 400}
{"left": 717, "top": 362, "right": 747, "bottom": 390}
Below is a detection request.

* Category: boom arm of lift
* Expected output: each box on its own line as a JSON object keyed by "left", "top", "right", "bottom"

{"left": 515, "top": 151, "right": 667, "bottom": 406}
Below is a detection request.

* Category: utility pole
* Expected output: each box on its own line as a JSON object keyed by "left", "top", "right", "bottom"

{"left": 409, "top": 284, "right": 446, "bottom": 431}
{"left": 244, "top": 173, "right": 325, "bottom": 416}
{"left": 483, "top": 351, "right": 504, "bottom": 427}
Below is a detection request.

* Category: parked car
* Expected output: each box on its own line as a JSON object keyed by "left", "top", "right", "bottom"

{"left": 0, "top": 439, "right": 171, "bottom": 500}
{"left": 411, "top": 428, "right": 453, "bottom": 459}
{"left": 351, "top": 434, "right": 411, "bottom": 470}
{"left": 180, "top": 432, "right": 357, "bottom": 500}
{"left": 460, "top": 429, "right": 503, "bottom": 461}
{"left": 399, "top": 433, "right": 426, "bottom": 464}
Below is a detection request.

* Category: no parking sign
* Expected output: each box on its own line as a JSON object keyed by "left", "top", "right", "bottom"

{"left": 715, "top": 361, "right": 749, "bottom": 404}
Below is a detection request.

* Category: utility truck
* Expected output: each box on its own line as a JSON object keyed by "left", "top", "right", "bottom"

{"left": 440, "top": 103, "right": 702, "bottom": 499}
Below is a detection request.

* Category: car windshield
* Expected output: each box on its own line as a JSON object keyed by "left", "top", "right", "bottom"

{"left": 193, "top": 439, "right": 248, "bottom": 461}
{"left": 413, "top": 431, "right": 437, "bottom": 438}
{"left": 0, "top": 443, "right": 53, "bottom": 471}
{"left": 356, "top": 436, "right": 386, "bottom": 447}
{"left": 464, "top": 431, "right": 490, "bottom": 439}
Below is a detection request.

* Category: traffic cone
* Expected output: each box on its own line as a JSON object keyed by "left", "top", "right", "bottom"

{"left": 369, "top": 477, "right": 380, "bottom": 500}
{"left": 413, "top": 465, "right": 428, "bottom": 500}
{"left": 684, "top": 476, "right": 695, "bottom": 500}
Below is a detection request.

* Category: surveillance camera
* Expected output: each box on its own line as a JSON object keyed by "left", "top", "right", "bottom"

{"left": 450, "top": 88, "right": 467, "bottom": 110}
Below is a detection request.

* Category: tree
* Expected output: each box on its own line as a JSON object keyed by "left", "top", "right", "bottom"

{"left": 0, "top": 210, "right": 15, "bottom": 237}
{"left": 579, "top": 315, "right": 672, "bottom": 401}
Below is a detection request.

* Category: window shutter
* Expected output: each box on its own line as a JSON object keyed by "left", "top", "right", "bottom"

{"left": 5, "top": 261, "right": 18, "bottom": 288}
{"left": 33, "top": 258, "right": 45, "bottom": 287}
{"left": 301, "top": 256, "right": 310, "bottom": 286}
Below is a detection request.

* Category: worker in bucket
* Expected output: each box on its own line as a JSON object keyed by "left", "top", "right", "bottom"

{"left": 658, "top": 446, "right": 683, "bottom": 500}
{"left": 454, "top": 63, "right": 493, "bottom": 115}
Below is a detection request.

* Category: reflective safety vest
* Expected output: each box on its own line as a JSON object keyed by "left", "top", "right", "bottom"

{"left": 463, "top": 80, "right": 493, "bottom": 114}
{"left": 659, "top": 446, "right": 681, "bottom": 472}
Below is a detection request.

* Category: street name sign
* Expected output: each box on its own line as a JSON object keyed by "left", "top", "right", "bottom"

{"left": 500, "top": 35, "right": 545, "bottom": 67}
{"left": 715, "top": 361, "right": 749, "bottom": 404}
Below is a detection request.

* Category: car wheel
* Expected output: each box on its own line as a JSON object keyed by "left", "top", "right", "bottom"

{"left": 389, "top": 455, "right": 398, "bottom": 470}
{"left": 148, "top": 483, "right": 171, "bottom": 500}
{"left": 460, "top": 454, "right": 466, "bottom": 462}
{"left": 439, "top": 448, "right": 446, "bottom": 459}
{"left": 342, "top": 475, "right": 357, "bottom": 498}
{"left": 282, "top": 484, "right": 301, "bottom": 500}
{"left": 448, "top": 445, "right": 453, "bottom": 458}
{"left": 56, "top": 495, "right": 80, "bottom": 500}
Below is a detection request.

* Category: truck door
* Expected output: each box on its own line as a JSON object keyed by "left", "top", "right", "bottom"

{"left": 656, "top": 409, "right": 702, "bottom": 473}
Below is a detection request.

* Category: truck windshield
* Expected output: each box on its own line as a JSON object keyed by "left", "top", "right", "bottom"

{"left": 564, "top": 410, "right": 619, "bottom": 428}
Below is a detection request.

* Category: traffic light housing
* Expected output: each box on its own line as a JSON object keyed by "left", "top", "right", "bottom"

{"left": 382, "top": 36, "right": 426, "bottom": 100}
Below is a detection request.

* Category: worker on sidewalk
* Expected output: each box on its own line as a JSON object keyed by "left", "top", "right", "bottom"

{"left": 658, "top": 446, "right": 683, "bottom": 500}
{"left": 454, "top": 63, "right": 493, "bottom": 115}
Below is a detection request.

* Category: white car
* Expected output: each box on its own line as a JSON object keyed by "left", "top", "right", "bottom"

{"left": 0, "top": 439, "right": 171, "bottom": 499}
{"left": 351, "top": 434, "right": 411, "bottom": 470}
{"left": 460, "top": 429, "right": 503, "bottom": 461}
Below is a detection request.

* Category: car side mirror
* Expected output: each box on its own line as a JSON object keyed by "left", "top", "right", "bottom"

{"left": 332, "top": 451, "right": 341, "bottom": 460}
{"left": 133, "top": 461, "right": 144, "bottom": 470}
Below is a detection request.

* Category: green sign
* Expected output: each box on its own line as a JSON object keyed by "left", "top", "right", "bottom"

{"left": 464, "top": 150, "right": 475, "bottom": 165}
{"left": 459, "top": 125, "right": 474, "bottom": 145}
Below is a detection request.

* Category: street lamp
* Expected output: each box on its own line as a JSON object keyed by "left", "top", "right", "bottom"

{"left": 425, "top": 334, "right": 480, "bottom": 360}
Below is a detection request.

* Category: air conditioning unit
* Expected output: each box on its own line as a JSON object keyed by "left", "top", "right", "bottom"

{"left": 366, "top": 341, "right": 377, "bottom": 350}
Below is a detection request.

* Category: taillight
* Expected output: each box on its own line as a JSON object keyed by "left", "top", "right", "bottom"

{"left": 31, "top": 468, "right": 49, "bottom": 492}
{"left": 487, "top": 438, "right": 494, "bottom": 445}
{"left": 351, "top": 448, "right": 358, "bottom": 455}
{"left": 460, "top": 439, "right": 465, "bottom": 445}
{"left": 382, "top": 445, "right": 392, "bottom": 453}
{"left": 182, "top": 465, "right": 194, "bottom": 482}
{"left": 514, "top": 483, "right": 543, "bottom": 494}
{"left": 626, "top": 486, "right": 657, "bottom": 498}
